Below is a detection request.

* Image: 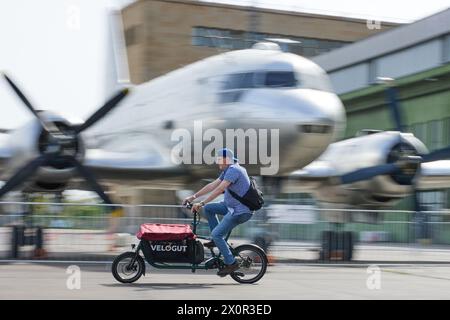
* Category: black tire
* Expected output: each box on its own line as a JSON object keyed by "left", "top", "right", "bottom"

{"left": 320, "top": 231, "right": 334, "bottom": 261}
{"left": 230, "top": 244, "right": 268, "bottom": 284}
{"left": 35, "top": 227, "right": 44, "bottom": 250}
{"left": 11, "top": 225, "right": 24, "bottom": 259}
{"left": 112, "top": 252, "right": 145, "bottom": 283}
{"left": 321, "top": 231, "right": 354, "bottom": 261}
{"left": 343, "top": 231, "right": 354, "bottom": 261}
{"left": 11, "top": 226, "right": 19, "bottom": 259}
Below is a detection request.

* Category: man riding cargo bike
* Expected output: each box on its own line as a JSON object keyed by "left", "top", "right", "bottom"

{"left": 111, "top": 148, "right": 267, "bottom": 284}
{"left": 184, "top": 148, "right": 264, "bottom": 277}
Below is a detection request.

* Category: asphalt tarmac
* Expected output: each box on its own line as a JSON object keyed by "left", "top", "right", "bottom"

{"left": 1, "top": 262, "right": 450, "bottom": 299}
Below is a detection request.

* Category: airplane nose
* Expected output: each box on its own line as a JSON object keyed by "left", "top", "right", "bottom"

{"left": 239, "top": 88, "right": 345, "bottom": 133}
{"left": 288, "top": 89, "right": 346, "bottom": 143}
{"left": 293, "top": 90, "right": 344, "bottom": 130}
{"left": 297, "top": 122, "right": 334, "bottom": 134}
{"left": 231, "top": 88, "right": 345, "bottom": 174}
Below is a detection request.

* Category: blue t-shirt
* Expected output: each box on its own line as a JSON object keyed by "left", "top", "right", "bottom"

{"left": 219, "top": 163, "right": 251, "bottom": 215}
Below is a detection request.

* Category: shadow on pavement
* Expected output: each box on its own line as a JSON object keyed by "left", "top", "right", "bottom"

{"left": 101, "top": 282, "right": 240, "bottom": 290}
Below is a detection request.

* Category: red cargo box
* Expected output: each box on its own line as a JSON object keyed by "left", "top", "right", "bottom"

{"left": 136, "top": 223, "right": 196, "bottom": 241}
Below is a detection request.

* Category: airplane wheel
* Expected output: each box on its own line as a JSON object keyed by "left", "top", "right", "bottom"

{"left": 320, "top": 231, "right": 334, "bottom": 261}
{"left": 320, "top": 231, "right": 354, "bottom": 261}
{"left": 32, "top": 226, "right": 47, "bottom": 259}
{"left": 35, "top": 227, "right": 44, "bottom": 249}
{"left": 11, "top": 225, "right": 24, "bottom": 259}
{"left": 342, "top": 231, "right": 354, "bottom": 261}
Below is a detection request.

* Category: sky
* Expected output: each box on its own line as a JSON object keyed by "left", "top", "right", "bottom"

{"left": 0, "top": 0, "right": 449, "bottom": 130}
{"left": 0, "top": 0, "right": 132, "bottom": 130}
{"left": 202, "top": 0, "right": 450, "bottom": 23}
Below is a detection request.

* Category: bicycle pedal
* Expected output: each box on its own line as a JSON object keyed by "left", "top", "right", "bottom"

{"left": 232, "top": 271, "right": 244, "bottom": 277}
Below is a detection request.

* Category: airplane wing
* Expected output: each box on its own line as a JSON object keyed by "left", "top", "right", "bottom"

{"left": 285, "top": 160, "right": 337, "bottom": 192}
{"left": 82, "top": 141, "right": 187, "bottom": 181}
{"left": 287, "top": 158, "right": 450, "bottom": 193}
{"left": 416, "top": 160, "right": 450, "bottom": 190}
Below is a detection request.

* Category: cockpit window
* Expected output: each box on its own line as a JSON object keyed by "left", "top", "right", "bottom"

{"left": 223, "top": 73, "right": 256, "bottom": 90}
{"left": 221, "top": 71, "right": 298, "bottom": 91}
{"left": 218, "top": 71, "right": 299, "bottom": 103}
{"left": 264, "top": 71, "right": 297, "bottom": 87}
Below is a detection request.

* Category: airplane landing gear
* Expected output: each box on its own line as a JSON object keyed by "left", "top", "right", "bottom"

{"left": 11, "top": 225, "right": 45, "bottom": 259}
{"left": 10, "top": 193, "right": 46, "bottom": 259}
{"left": 320, "top": 229, "right": 355, "bottom": 262}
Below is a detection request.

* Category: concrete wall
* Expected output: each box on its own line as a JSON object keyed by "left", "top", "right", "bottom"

{"left": 122, "top": 0, "right": 397, "bottom": 83}
{"left": 375, "top": 40, "right": 443, "bottom": 80}
{"left": 329, "top": 63, "right": 369, "bottom": 93}
{"left": 326, "top": 37, "right": 450, "bottom": 94}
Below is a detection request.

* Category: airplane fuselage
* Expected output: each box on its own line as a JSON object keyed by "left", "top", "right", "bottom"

{"left": 84, "top": 43, "right": 346, "bottom": 182}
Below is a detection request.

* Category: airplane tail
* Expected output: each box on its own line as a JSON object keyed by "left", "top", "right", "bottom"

{"left": 104, "top": 7, "right": 132, "bottom": 97}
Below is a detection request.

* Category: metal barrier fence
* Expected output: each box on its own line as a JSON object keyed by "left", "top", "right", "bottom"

{"left": 1, "top": 201, "right": 450, "bottom": 263}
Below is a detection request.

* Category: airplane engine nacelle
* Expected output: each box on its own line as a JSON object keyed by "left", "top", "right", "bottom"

{"left": 356, "top": 133, "right": 427, "bottom": 206}
{"left": 316, "top": 131, "right": 428, "bottom": 208}
{"left": 4, "top": 111, "right": 85, "bottom": 192}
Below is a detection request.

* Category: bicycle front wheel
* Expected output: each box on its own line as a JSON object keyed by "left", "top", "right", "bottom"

{"left": 112, "top": 252, "right": 145, "bottom": 283}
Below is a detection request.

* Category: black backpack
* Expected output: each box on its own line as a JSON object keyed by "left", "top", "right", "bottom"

{"left": 228, "top": 177, "right": 264, "bottom": 211}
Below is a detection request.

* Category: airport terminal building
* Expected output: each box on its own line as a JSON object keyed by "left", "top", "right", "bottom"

{"left": 121, "top": 0, "right": 398, "bottom": 83}
{"left": 313, "top": 8, "right": 450, "bottom": 140}
{"left": 313, "top": 9, "right": 450, "bottom": 212}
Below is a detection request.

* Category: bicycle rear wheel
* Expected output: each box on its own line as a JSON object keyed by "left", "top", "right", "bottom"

{"left": 230, "top": 244, "right": 268, "bottom": 284}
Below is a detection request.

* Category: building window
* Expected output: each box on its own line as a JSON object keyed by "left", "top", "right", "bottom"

{"left": 443, "top": 34, "right": 450, "bottom": 63}
{"left": 125, "top": 25, "right": 141, "bottom": 47}
{"left": 191, "top": 26, "right": 350, "bottom": 57}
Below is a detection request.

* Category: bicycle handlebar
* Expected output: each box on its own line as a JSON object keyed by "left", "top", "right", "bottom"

{"left": 183, "top": 201, "right": 201, "bottom": 227}
{"left": 184, "top": 201, "right": 193, "bottom": 210}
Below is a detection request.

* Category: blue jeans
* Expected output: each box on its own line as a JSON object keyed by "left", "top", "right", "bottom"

{"left": 202, "top": 202, "right": 253, "bottom": 265}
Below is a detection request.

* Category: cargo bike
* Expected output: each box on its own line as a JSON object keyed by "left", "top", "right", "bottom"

{"left": 112, "top": 202, "right": 268, "bottom": 284}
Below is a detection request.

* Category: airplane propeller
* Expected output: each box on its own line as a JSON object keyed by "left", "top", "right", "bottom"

{"left": 385, "top": 85, "right": 405, "bottom": 133}
{"left": 340, "top": 163, "right": 400, "bottom": 185}
{"left": 340, "top": 79, "right": 449, "bottom": 238}
{"left": 3, "top": 74, "right": 61, "bottom": 134}
{"left": 0, "top": 73, "right": 130, "bottom": 210}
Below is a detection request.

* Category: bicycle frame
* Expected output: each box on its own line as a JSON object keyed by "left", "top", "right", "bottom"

{"left": 130, "top": 211, "right": 236, "bottom": 273}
